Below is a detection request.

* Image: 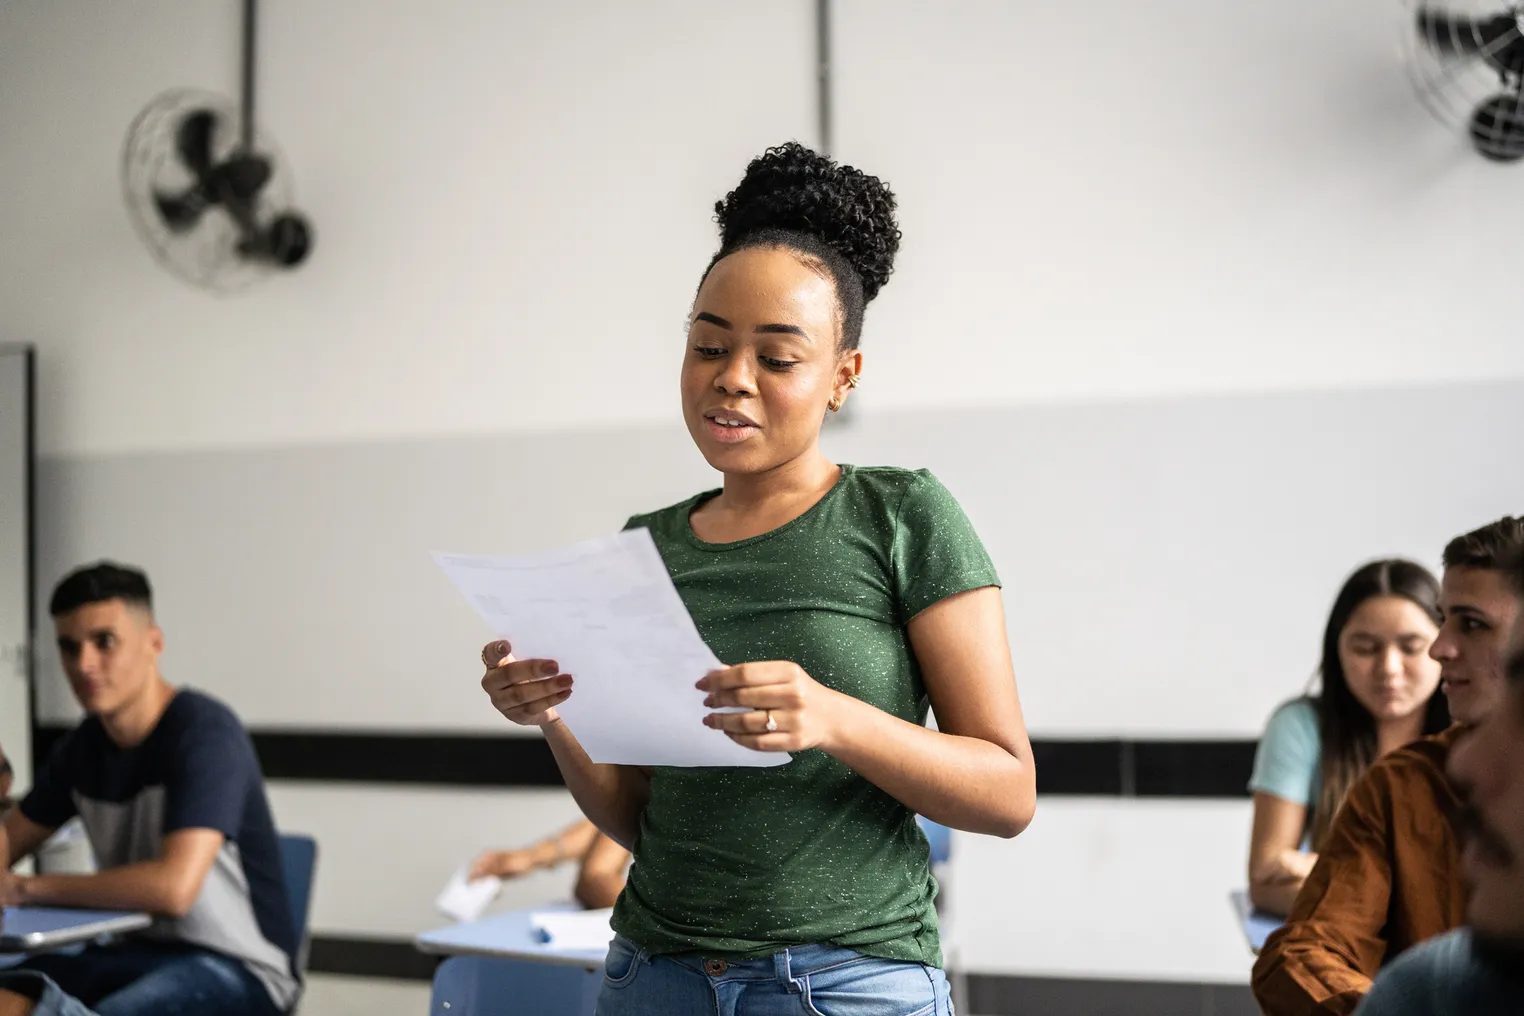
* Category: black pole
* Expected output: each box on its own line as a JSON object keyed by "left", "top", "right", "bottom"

{"left": 241, "top": 0, "right": 257, "bottom": 150}
{"left": 816, "top": 0, "right": 833, "bottom": 154}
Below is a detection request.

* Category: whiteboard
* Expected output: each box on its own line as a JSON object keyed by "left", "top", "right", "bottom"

{"left": 0, "top": 346, "right": 32, "bottom": 794}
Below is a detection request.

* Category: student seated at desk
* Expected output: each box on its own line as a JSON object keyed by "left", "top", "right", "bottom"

{"left": 1248, "top": 559, "right": 1448, "bottom": 917}
{"left": 1253, "top": 518, "right": 1524, "bottom": 1016}
{"left": 469, "top": 818, "right": 630, "bottom": 910}
{"left": 0, "top": 563, "right": 297, "bottom": 1016}
{"left": 1353, "top": 548, "right": 1524, "bottom": 1014}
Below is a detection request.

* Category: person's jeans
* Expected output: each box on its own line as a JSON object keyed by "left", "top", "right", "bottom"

{"left": 0, "top": 942, "right": 282, "bottom": 1016}
{"left": 596, "top": 935, "right": 955, "bottom": 1016}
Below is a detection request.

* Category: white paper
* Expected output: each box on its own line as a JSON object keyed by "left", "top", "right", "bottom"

{"left": 435, "top": 865, "right": 501, "bottom": 923}
{"left": 434, "top": 529, "right": 787, "bottom": 768}
{"left": 531, "top": 909, "right": 615, "bottom": 951}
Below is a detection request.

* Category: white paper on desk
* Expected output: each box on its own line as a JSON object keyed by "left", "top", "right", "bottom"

{"left": 435, "top": 865, "right": 501, "bottom": 923}
{"left": 433, "top": 529, "right": 788, "bottom": 768}
{"left": 531, "top": 909, "right": 615, "bottom": 951}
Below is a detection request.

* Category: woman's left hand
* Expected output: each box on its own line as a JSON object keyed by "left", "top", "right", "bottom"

{"left": 698, "top": 662, "right": 852, "bottom": 753}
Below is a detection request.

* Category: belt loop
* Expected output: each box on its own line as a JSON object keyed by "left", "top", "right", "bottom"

{"left": 776, "top": 947, "right": 803, "bottom": 994}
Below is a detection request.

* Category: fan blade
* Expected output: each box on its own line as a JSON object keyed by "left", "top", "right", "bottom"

{"left": 216, "top": 153, "right": 272, "bottom": 203}
{"left": 1415, "top": 7, "right": 1520, "bottom": 59}
{"left": 174, "top": 110, "right": 219, "bottom": 178}
{"left": 152, "top": 187, "right": 207, "bottom": 232}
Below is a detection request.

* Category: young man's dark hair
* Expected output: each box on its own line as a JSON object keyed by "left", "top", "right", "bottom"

{"left": 48, "top": 561, "right": 152, "bottom": 617}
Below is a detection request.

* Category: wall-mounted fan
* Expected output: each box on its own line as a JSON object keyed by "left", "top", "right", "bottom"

{"left": 121, "top": 0, "right": 312, "bottom": 291}
{"left": 1404, "top": 1, "right": 1524, "bottom": 161}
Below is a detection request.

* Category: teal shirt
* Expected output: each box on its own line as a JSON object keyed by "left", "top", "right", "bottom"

{"left": 609, "top": 465, "right": 1001, "bottom": 965}
{"left": 1250, "top": 697, "right": 1322, "bottom": 807}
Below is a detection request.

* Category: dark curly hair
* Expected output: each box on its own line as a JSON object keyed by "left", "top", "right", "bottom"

{"left": 703, "top": 142, "right": 900, "bottom": 350}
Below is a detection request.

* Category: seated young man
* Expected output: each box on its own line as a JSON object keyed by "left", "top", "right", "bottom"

{"left": 0, "top": 563, "right": 298, "bottom": 1016}
{"left": 1354, "top": 549, "right": 1524, "bottom": 1013}
{"left": 1252, "top": 517, "right": 1524, "bottom": 1016}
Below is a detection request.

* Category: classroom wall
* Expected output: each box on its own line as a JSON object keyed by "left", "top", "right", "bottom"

{"left": 5, "top": 0, "right": 1523, "bottom": 994}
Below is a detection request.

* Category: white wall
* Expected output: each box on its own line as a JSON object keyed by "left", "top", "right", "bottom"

{"left": 4, "top": 0, "right": 1522, "bottom": 461}
{"left": 0, "top": 0, "right": 816, "bottom": 457}
{"left": 5, "top": 0, "right": 1521, "bottom": 990}
{"left": 833, "top": 0, "right": 1524, "bottom": 410}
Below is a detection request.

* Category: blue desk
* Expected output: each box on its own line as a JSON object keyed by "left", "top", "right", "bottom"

{"left": 1230, "top": 891, "right": 1284, "bottom": 953}
{"left": 0, "top": 907, "right": 151, "bottom": 954}
{"left": 415, "top": 905, "right": 608, "bottom": 969}
{"left": 415, "top": 906, "right": 605, "bottom": 1016}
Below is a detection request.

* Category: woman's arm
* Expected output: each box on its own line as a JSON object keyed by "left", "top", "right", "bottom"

{"left": 1248, "top": 792, "right": 1316, "bottom": 916}
{"left": 541, "top": 722, "right": 649, "bottom": 850}
{"left": 703, "top": 586, "right": 1035, "bottom": 838}
{"left": 481, "top": 641, "right": 649, "bottom": 849}
{"left": 468, "top": 818, "right": 602, "bottom": 881}
{"left": 573, "top": 834, "right": 631, "bottom": 910}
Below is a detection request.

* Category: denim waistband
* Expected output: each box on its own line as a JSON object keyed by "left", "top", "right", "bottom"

{"left": 634, "top": 938, "right": 898, "bottom": 983}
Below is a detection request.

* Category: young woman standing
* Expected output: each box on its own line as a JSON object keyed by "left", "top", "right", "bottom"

{"left": 481, "top": 142, "right": 1035, "bottom": 1015}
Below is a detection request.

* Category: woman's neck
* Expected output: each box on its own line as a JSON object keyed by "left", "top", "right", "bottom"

{"left": 717, "top": 448, "right": 839, "bottom": 515}
{"left": 1374, "top": 712, "right": 1427, "bottom": 758}
{"left": 690, "top": 448, "right": 840, "bottom": 544}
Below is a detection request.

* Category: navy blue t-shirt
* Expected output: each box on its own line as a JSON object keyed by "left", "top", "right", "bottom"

{"left": 22, "top": 689, "right": 299, "bottom": 1010}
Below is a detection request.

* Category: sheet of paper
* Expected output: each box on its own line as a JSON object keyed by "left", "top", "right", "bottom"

{"left": 434, "top": 529, "right": 787, "bottom": 768}
{"left": 435, "top": 865, "right": 501, "bottom": 923}
{"left": 531, "top": 908, "right": 615, "bottom": 951}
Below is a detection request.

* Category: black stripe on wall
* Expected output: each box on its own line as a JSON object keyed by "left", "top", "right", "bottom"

{"left": 34, "top": 725, "right": 1254, "bottom": 798}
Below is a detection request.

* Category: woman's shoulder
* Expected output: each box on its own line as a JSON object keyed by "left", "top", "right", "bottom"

{"left": 622, "top": 489, "right": 719, "bottom": 534}
{"left": 1249, "top": 697, "right": 1322, "bottom": 802}
{"left": 1260, "top": 697, "right": 1321, "bottom": 752}
{"left": 1265, "top": 696, "right": 1319, "bottom": 734}
{"left": 840, "top": 465, "right": 960, "bottom": 516}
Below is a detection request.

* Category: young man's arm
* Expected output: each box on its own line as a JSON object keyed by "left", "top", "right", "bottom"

{"left": 1251, "top": 767, "right": 1399, "bottom": 1016}
{"left": 0, "top": 828, "right": 223, "bottom": 918}
{"left": 1, "top": 810, "right": 58, "bottom": 870}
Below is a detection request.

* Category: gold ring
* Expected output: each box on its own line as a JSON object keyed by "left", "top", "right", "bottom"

{"left": 764, "top": 710, "right": 778, "bottom": 732}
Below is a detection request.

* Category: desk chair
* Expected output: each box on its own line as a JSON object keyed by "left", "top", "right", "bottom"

{"left": 279, "top": 833, "right": 318, "bottom": 973}
{"left": 429, "top": 955, "right": 601, "bottom": 1016}
{"left": 915, "top": 816, "right": 965, "bottom": 1008}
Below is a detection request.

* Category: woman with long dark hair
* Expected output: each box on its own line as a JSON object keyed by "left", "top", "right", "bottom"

{"left": 478, "top": 142, "right": 1035, "bottom": 1015}
{"left": 1247, "top": 559, "right": 1449, "bottom": 915}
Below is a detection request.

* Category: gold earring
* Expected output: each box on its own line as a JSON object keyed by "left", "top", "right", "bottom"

{"left": 827, "top": 397, "right": 842, "bottom": 413}
{"left": 846, "top": 375, "right": 861, "bottom": 389}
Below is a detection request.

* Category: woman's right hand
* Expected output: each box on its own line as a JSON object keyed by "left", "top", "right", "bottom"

{"left": 480, "top": 640, "right": 573, "bottom": 726}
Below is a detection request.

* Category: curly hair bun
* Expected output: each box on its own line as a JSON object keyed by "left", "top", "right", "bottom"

{"left": 714, "top": 142, "right": 900, "bottom": 302}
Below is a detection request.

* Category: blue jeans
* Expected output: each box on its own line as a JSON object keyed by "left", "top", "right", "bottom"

{"left": 596, "top": 936, "right": 954, "bottom": 1016}
{"left": 0, "top": 942, "right": 282, "bottom": 1016}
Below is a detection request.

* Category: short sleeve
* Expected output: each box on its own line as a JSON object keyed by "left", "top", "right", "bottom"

{"left": 891, "top": 471, "right": 1001, "bottom": 622}
{"left": 18, "top": 735, "right": 79, "bottom": 830}
{"left": 164, "top": 715, "right": 256, "bottom": 838}
{"left": 1249, "top": 699, "right": 1321, "bottom": 805}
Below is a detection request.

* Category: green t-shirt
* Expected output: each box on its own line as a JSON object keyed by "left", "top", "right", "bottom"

{"left": 609, "top": 464, "right": 1001, "bottom": 966}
